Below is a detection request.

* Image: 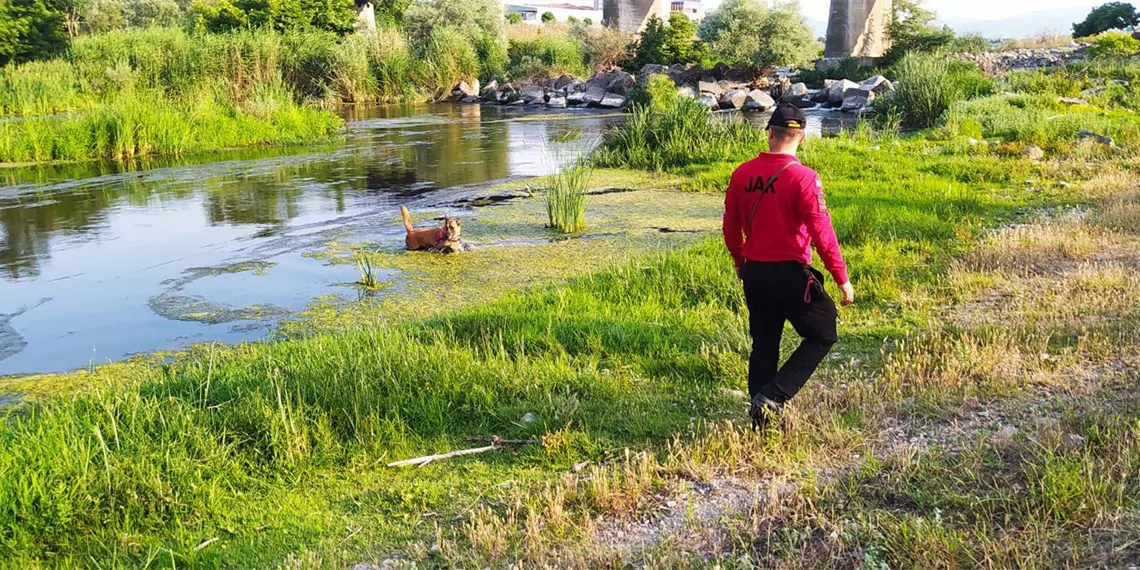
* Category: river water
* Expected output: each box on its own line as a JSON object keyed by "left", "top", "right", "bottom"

{"left": 0, "top": 104, "right": 850, "bottom": 376}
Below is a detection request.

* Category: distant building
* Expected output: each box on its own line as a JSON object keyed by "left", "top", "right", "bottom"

{"left": 669, "top": 0, "right": 704, "bottom": 22}
{"left": 506, "top": 0, "right": 603, "bottom": 23}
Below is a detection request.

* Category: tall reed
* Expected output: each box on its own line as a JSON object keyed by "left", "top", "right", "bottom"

{"left": 544, "top": 162, "right": 591, "bottom": 233}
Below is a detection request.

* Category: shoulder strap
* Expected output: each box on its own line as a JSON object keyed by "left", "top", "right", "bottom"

{"left": 745, "top": 161, "right": 797, "bottom": 236}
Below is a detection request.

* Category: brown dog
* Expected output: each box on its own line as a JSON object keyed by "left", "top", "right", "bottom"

{"left": 401, "top": 206, "right": 463, "bottom": 252}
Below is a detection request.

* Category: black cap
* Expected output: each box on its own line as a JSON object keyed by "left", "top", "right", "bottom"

{"left": 766, "top": 103, "right": 807, "bottom": 130}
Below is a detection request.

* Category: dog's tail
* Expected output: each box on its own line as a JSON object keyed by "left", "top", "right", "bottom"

{"left": 400, "top": 206, "right": 413, "bottom": 233}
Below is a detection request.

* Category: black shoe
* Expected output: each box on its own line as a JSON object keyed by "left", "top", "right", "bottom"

{"left": 749, "top": 395, "right": 783, "bottom": 432}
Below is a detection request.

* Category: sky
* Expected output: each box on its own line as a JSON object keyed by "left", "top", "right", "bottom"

{"left": 765, "top": 0, "right": 1105, "bottom": 22}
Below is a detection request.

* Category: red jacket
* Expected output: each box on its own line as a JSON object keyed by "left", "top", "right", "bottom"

{"left": 723, "top": 153, "right": 849, "bottom": 285}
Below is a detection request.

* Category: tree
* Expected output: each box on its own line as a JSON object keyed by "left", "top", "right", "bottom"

{"left": 0, "top": 0, "right": 68, "bottom": 66}
{"left": 698, "top": 0, "right": 765, "bottom": 45}
{"left": 189, "top": 0, "right": 357, "bottom": 33}
{"left": 582, "top": 17, "right": 590, "bottom": 25}
{"left": 505, "top": 10, "right": 520, "bottom": 23}
{"left": 663, "top": 11, "right": 701, "bottom": 64}
{"left": 404, "top": 0, "right": 508, "bottom": 75}
{"left": 1073, "top": 2, "right": 1139, "bottom": 37}
{"left": 540, "top": 10, "right": 553, "bottom": 22}
{"left": 704, "top": 2, "right": 816, "bottom": 71}
{"left": 884, "top": 0, "right": 956, "bottom": 64}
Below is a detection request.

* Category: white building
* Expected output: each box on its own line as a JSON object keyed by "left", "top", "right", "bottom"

{"left": 506, "top": 0, "right": 603, "bottom": 23}
{"left": 669, "top": 0, "right": 704, "bottom": 22}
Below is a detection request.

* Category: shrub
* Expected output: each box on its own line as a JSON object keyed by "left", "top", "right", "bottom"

{"left": 1073, "top": 2, "right": 1139, "bottom": 38}
{"left": 624, "top": 72, "right": 678, "bottom": 114}
{"left": 414, "top": 25, "right": 480, "bottom": 99}
{"left": 541, "top": 11, "right": 554, "bottom": 23}
{"left": 591, "top": 96, "right": 766, "bottom": 171}
{"left": 574, "top": 24, "right": 632, "bottom": 69}
{"left": 1088, "top": 32, "right": 1140, "bottom": 59}
{"left": 506, "top": 11, "right": 521, "bottom": 24}
{"left": 508, "top": 35, "right": 586, "bottom": 79}
{"left": 697, "top": 0, "right": 761, "bottom": 45}
{"left": 189, "top": 0, "right": 357, "bottom": 34}
{"left": 876, "top": 54, "right": 993, "bottom": 129}
{"left": 404, "top": 0, "right": 507, "bottom": 78}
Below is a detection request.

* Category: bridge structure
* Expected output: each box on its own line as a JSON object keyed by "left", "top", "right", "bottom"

{"left": 603, "top": 0, "right": 892, "bottom": 59}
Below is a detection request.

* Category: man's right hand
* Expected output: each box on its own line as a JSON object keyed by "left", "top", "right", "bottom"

{"left": 839, "top": 281, "right": 855, "bottom": 306}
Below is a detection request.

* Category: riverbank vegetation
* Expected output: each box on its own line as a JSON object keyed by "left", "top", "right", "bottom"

{"left": 4, "top": 40, "right": 1140, "bottom": 563}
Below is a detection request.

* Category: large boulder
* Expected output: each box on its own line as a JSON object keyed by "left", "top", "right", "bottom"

{"left": 676, "top": 84, "right": 698, "bottom": 98}
{"left": 810, "top": 88, "right": 830, "bottom": 103}
{"left": 788, "top": 82, "right": 809, "bottom": 98}
{"left": 600, "top": 92, "right": 626, "bottom": 108}
{"left": 742, "top": 89, "right": 776, "bottom": 111}
{"left": 583, "top": 86, "right": 607, "bottom": 105}
{"left": 698, "top": 77, "right": 723, "bottom": 97}
{"left": 520, "top": 85, "right": 546, "bottom": 104}
{"left": 698, "top": 93, "right": 719, "bottom": 109}
{"left": 781, "top": 83, "right": 812, "bottom": 108}
{"left": 606, "top": 72, "right": 637, "bottom": 95}
{"left": 639, "top": 63, "right": 669, "bottom": 81}
{"left": 479, "top": 79, "right": 499, "bottom": 99}
{"left": 566, "top": 91, "right": 588, "bottom": 105}
{"left": 860, "top": 75, "right": 895, "bottom": 94}
{"left": 454, "top": 79, "right": 480, "bottom": 99}
{"left": 547, "top": 95, "right": 568, "bottom": 109}
{"left": 840, "top": 88, "right": 875, "bottom": 112}
{"left": 719, "top": 88, "right": 749, "bottom": 110}
{"left": 828, "top": 79, "right": 860, "bottom": 106}
{"left": 496, "top": 87, "right": 519, "bottom": 104}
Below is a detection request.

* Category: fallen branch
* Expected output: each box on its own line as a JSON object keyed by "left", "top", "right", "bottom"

{"left": 465, "top": 436, "right": 539, "bottom": 445}
{"left": 387, "top": 444, "right": 499, "bottom": 468}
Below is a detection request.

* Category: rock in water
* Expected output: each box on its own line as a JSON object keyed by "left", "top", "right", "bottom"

{"left": 599, "top": 93, "right": 626, "bottom": 108}
{"left": 698, "top": 93, "right": 719, "bottom": 109}
{"left": 457, "top": 79, "right": 480, "bottom": 98}
{"left": 606, "top": 72, "right": 637, "bottom": 95}
{"left": 520, "top": 85, "right": 546, "bottom": 104}
{"left": 840, "top": 88, "right": 875, "bottom": 112}
{"left": 479, "top": 79, "right": 498, "bottom": 99}
{"left": 860, "top": 75, "right": 894, "bottom": 94}
{"left": 828, "top": 79, "right": 860, "bottom": 106}
{"left": 742, "top": 90, "right": 776, "bottom": 111}
{"left": 698, "top": 78, "right": 723, "bottom": 97}
{"left": 566, "top": 91, "right": 587, "bottom": 105}
{"left": 719, "top": 89, "right": 748, "bottom": 110}
{"left": 547, "top": 95, "right": 567, "bottom": 108}
{"left": 583, "top": 86, "right": 607, "bottom": 105}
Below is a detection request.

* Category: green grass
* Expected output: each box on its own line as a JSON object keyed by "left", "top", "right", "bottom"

{"left": 874, "top": 54, "right": 994, "bottom": 130}
{"left": 0, "top": 85, "right": 342, "bottom": 163}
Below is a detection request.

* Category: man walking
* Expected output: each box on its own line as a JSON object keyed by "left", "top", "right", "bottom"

{"left": 722, "top": 104, "right": 855, "bottom": 431}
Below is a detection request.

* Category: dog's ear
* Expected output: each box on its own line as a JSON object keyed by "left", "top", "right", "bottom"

{"left": 455, "top": 219, "right": 462, "bottom": 226}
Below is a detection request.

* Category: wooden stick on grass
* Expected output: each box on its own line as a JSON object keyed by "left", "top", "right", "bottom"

{"left": 386, "top": 444, "right": 499, "bottom": 468}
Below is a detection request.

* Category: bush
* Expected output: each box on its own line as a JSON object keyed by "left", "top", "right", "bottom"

{"left": 506, "top": 11, "right": 521, "bottom": 24}
{"left": 1088, "top": 32, "right": 1140, "bottom": 58}
{"left": 189, "top": 0, "right": 357, "bottom": 34}
{"left": 414, "top": 25, "right": 480, "bottom": 99}
{"left": 626, "top": 13, "right": 706, "bottom": 70}
{"left": 591, "top": 95, "right": 766, "bottom": 171}
{"left": 541, "top": 11, "right": 554, "bottom": 23}
{"left": 574, "top": 24, "right": 632, "bottom": 69}
{"left": 876, "top": 54, "right": 993, "bottom": 129}
{"left": 1073, "top": 2, "right": 1139, "bottom": 38}
{"left": 701, "top": 1, "right": 816, "bottom": 71}
{"left": 884, "top": 0, "right": 955, "bottom": 65}
{"left": 624, "top": 72, "right": 678, "bottom": 114}
{"left": 508, "top": 35, "right": 586, "bottom": 79}
{"left": 404, "top": 0, "right": 507, "bottom": 77}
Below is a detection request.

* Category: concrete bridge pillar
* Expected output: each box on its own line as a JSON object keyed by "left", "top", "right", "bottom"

{"left": 825, "top": 0, "right": 892, "bottom": 59}
{"left": 603, "top": 0, "right": 672, "bottom": 33}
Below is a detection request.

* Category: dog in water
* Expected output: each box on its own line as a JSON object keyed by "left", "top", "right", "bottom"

{"left": 400, "top": 206, "right": 463, "bottom": 253}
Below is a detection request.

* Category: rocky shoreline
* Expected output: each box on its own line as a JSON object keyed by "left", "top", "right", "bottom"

{"left": 451, "top": 63, "right": 894, "bottom": 114}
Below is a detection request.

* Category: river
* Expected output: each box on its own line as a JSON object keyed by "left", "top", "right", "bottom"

{"left": 0, "top": 103, "right": 851, "bottom": 376}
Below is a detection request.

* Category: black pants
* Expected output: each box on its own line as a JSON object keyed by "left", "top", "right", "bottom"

{"left": 741, "top": 261, "right": 838, "bottom": 404}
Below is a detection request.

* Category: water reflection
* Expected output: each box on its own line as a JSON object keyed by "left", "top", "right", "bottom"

{"left": 0, "top": 105, "right": 625, "bottom": 375}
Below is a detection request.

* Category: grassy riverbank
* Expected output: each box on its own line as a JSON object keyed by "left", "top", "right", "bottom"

{"left": 3, "top": 58, "right": 1140, "bottom": 565}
